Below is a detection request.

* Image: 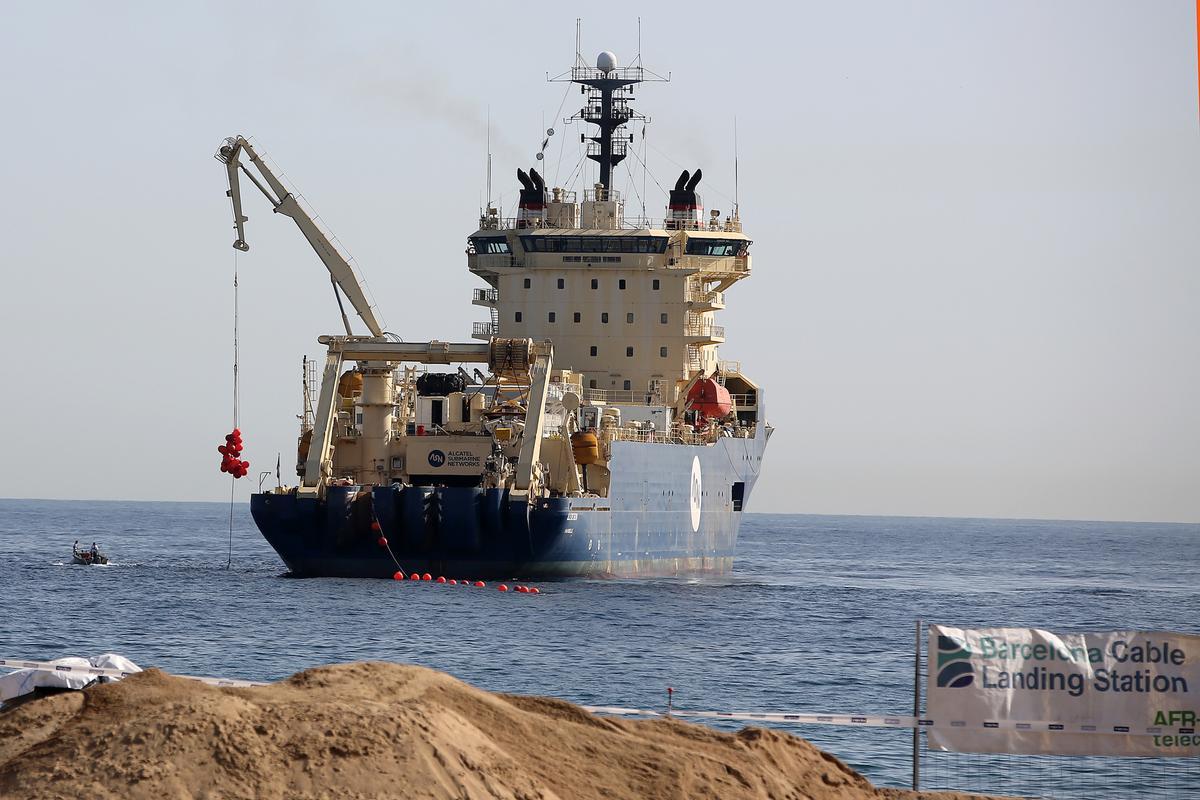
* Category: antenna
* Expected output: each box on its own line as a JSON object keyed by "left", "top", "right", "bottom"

{"left": 637, "top": 17, "right": 642, "bottom": 65}
{"left": 642, "top": 122, "right": 648, "bottom": 220}
{"left": 733, "top": 116, "right": 740, "bottom": 219}
{"left": 575, "top": 18, "right": 582, "bottom": 67}
{"left": 486, "top": 106, "right": 492, "bottom": 208}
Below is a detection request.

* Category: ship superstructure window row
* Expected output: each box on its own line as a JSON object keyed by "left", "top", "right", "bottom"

{"left": 520, "top": 236, "right": 668, "bottom": 254}
{"left": 469, "top": 236, "right": 511, "bottom": 254}
{"left": 684, "top": 238, "right": 750, "bottom": 257}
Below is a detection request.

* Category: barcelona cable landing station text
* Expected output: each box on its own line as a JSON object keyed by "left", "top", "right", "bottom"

{"left": 977, "top": 637, "right": 1189, "bottom": 698}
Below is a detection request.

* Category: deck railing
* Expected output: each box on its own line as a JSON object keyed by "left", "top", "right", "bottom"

{"left": 474, "top": 216, "right": 746, "bottom": 234}
{"left": 666, "top": 255, "right": 750, "bottom": 274}
{"left": 684, "top": 322, "right": 725, "bottom": 340}
{"left": 581, "top": 387, "right": 666, "bottom": 405}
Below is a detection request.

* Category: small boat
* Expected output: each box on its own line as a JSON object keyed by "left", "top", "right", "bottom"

{"left": 72, "top": 545, "right": 108, "bottom": 566}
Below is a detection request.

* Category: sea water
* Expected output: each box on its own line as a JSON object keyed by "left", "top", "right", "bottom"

{"left": 1, "top": 499, "right": 1196, "bottom": 798}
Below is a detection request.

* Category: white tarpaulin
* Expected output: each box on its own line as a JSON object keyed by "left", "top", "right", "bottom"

{"left": 927, "top": 626, "right": 1200, "bottom": 757}
{"left": 0, "top": 654, "right": 141, "bottom": 702}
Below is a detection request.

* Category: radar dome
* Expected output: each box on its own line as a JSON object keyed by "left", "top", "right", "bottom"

{"left": 596, "top": 51, "right": 617, "bottom": 73}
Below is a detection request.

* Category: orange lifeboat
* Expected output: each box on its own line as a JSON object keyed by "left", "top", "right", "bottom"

{"left": 686, "top": 378, "right": 732, "bottom": 420}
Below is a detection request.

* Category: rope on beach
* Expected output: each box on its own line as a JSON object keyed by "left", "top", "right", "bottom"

{"left": 580, "top": 705, "right": 1196, "bottom": 737}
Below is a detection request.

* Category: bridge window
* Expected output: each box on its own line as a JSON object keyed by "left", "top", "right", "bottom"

{"left": 601, "top": 313, "right": 609, "bottom": 324}
{"left": 557, "top": 278, "right": 565, "bottom": 289}
{"left": 623, "top": 380, "right": 631, "bottom": 390}
{"left": 520, "top": 236, "right": 668, "bottom": 254}
{"left": 660, "top": 346, "right": 668, "bottom": 357}
{"left": 573, "top": 312, "right": 581, "bottom": 323}
{"left": 523, "top": 278, "right": 531, "bottom": 288}
{"left": 590, "top": 346, "right": 597, "bottom": 356}
{"left": 619, "top": 279, "right": 626, "bottom": 290}
{"left": 626, "top": 312, "right": 634, "bottom": 323}
{"left": 684, "top": 238, "right": 750, "bottom": 257}
{"left": 626, "top": 346, "right": 634, "bottom": 357}
{"left": 514, "top": 312, "right": 522, "bottom": 322}
{"left": 652, "top": 279, "right": 660, "bottom": 290}
{"left": 591, "top": 278, "right": 598, "bottom": 289}
{"left": 470, "top": 236, "right": 510, "bottom": 254}
{"left": 660, "top": 313, "right": 668, "bottom": 324}
{"left": 548, "top": 312, "right": 556, "bottom": 323}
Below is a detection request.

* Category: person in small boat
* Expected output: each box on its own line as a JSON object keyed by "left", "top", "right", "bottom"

{"left": 90, "top": 542, "right": 98, "bottom": 558}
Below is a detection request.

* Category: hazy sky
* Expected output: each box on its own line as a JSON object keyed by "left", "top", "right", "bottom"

{"left": 1, "top": 1, "right": 1196, "bottom": 522}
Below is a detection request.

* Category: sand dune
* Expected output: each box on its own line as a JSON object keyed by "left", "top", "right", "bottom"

{"left": 0, "top": 662, "right": 1004, "bottom": 799}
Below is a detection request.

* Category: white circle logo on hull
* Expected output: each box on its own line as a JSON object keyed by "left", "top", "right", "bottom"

{"left": 689, "top": 456, "right": 702, "bottom": 532}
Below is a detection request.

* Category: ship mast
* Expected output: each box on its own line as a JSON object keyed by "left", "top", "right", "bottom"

{"left": 554, "top": 50, "right": 666, "bottom": 193}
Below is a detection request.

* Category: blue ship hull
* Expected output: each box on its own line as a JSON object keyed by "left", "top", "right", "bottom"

{"left": 250, "top": 425, "right": 767, "bottom": 579}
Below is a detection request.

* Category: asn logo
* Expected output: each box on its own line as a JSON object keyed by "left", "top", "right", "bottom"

{"left": 936, "top": 634, "right": 976, "bottom": 688}
{"left": 689, "top": 457, "right": 702, "bottom": 532}
{"left": 427, "top": 450, "right": 446, "bottom": 468}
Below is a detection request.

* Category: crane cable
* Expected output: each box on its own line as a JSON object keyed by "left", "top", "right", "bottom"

{"left": 227, "top": 251, "right": 240, "bottom": 570}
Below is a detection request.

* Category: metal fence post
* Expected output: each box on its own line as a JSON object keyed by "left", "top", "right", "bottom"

{"left": 913, "top": 619, "right": 921, "bottom": 791}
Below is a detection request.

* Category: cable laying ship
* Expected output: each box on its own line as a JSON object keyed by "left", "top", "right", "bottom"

{"left": 221, "top": 50, "right": 770, "bottom": 578}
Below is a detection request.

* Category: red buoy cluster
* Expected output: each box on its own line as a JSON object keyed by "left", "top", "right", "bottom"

{"left": 374, "top": 514, "right": 537, "bottom": 593}
{"left": 388, "top": 572, "right": 540, "bottom": 594}
{"left": 217, "top": 428, "right": 250, "bottom": 478}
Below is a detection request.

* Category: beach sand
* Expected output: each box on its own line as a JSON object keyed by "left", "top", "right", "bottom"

{"left": 0, "top": 662, "right": 1008, "bottom": 799}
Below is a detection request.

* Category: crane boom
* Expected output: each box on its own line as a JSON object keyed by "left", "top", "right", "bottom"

{"left": 215, "top": 136, "right": 385, "bottom": 338}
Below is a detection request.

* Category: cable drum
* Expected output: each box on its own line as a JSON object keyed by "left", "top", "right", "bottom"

{"left": 488, "top": 338, "right": 534, "bottom": 379}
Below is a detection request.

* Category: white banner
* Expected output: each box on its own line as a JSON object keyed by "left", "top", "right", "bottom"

{"left": 927, "top": 626, "right": 1200, "bottom": 757}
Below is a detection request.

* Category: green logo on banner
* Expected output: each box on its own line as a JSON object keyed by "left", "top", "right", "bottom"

{"left": 937, "top": 634, "right": 975, "bottom": 688}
